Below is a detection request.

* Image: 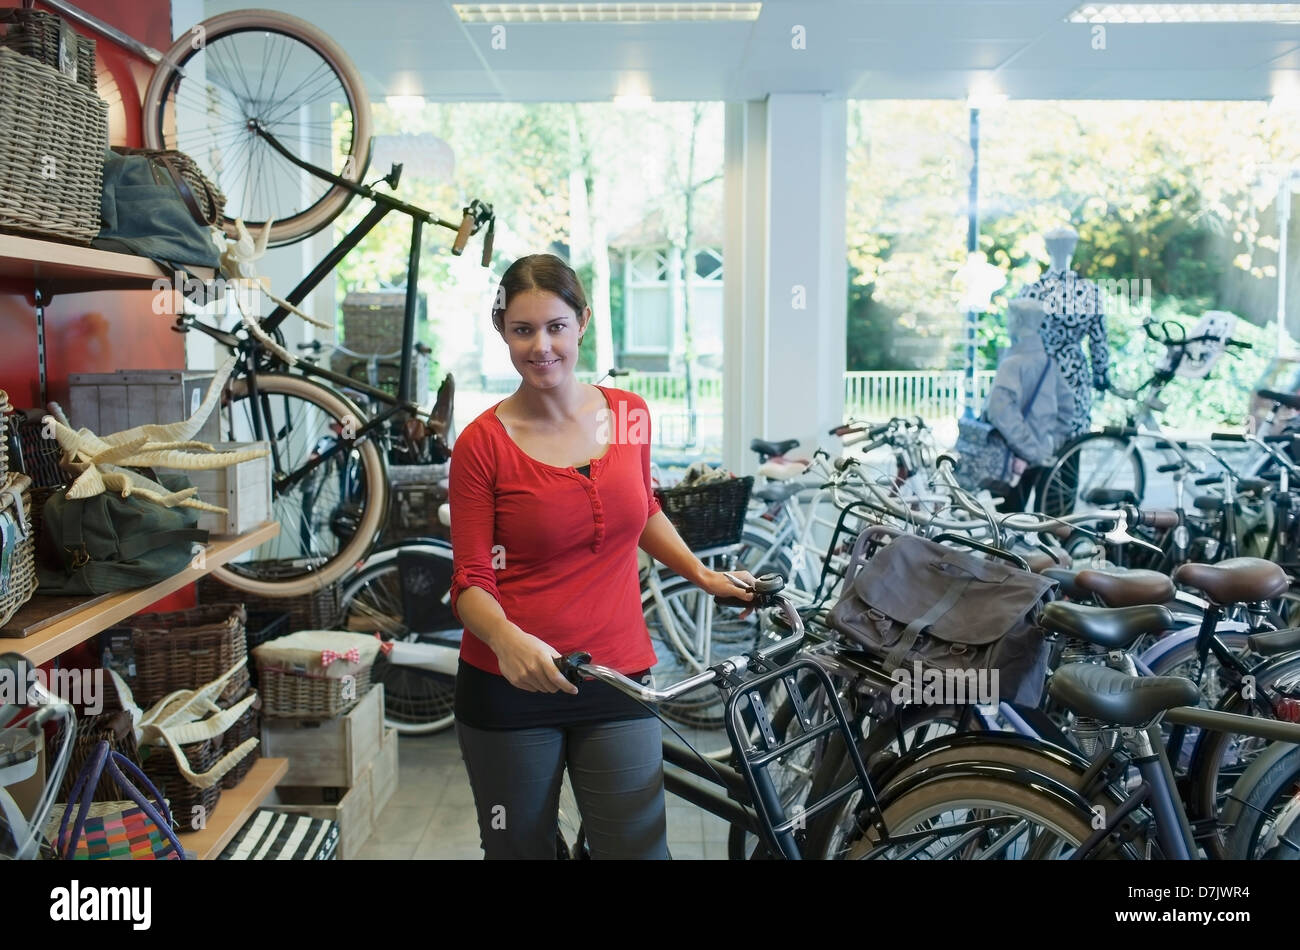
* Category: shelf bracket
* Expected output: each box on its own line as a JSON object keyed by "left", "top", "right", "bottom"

{"left": 32, "top": 283, "right": 51, "bottom": 408}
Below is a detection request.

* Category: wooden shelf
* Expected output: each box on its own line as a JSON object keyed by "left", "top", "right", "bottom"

{"left": 0, "top": 521, "right": 280, "bottom": 663}
{"left": 177, "top": 757, "right": 290, "bottom": 860}
{"left": 0, "top": 233, "right": 214, "bottom": 294}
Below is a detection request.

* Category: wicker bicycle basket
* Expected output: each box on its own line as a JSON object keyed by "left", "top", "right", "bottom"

{"left": 0, "top": 8, "right": 97, "bottom": 92}
{"left": 140, "top": 737, "right": 222, "bottom": 824}
{"left": 253, "top": 630, "right": 380, "bottom": 718}
{"left": 0, "top": 47, "right": 108, "bottom": 243}
{"left": 0, "top": 473, "right": 37, "bottom": 628}
{"left": 653, "top": 475, "right": 755, "bottom": 551}
{"left": 130, "top": 604, "right": 250, "bottom": 708}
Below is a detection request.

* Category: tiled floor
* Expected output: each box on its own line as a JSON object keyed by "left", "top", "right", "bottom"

{"left": 353, "top": 726, "right": 732, "bottom": 860}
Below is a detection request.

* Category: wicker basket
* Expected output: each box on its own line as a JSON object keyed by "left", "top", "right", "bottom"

{"left": 130, "top": 604, "right": 249, "bottom": 708}
{"left": 0, "top": 390, "right": 10, "bottom": 483}
{"left": 12, "top": 411, "right": 64, "bottom": 488}
{"left": 0, "top": 8, "right": 96, "bottom": 92}
{"left": 219, "top": 693, "right": 261, "bottom": 790}
{"left": 0, "top": 47, "right": 108, "bottom": 243}
{"left": 140, "top": 737, "right": 221, "bottom": 824}
{"left": 199, "top": 565, "right": 342, "bottom": 632}
{"left": 58, "top": 709, "right": 140, "bottom": 803}
{"left": 253, "top": 630, "right": 380, "bottom": 718}
{"left": 341, "top": 291, "right": 408, "bottom": 355}
{"left": 654, "top": 475, "right": 754, "bottom": 551}
{"left": 0, "top": 473, "right": 36, "bottom": 628}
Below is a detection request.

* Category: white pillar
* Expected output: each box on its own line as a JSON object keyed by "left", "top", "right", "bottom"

{"left": 723, "top": 95, "right": 846, "bottom": 474}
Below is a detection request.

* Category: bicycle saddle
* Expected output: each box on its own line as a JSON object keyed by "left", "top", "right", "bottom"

{"left": 1173, "top": 557, "right": 1289, "bottom": 605}
{"left": 1247, "top": 625, "right": 1300, "bottom": 657}
{"left": 1258, "top": 389, "right": 1300, "bottom": 412}
{"left": 1049, "top": 663, "right": 1200, "bottom": 728}
{"left": 1084, "top": 487, "right": 1140, "bottom": 507}
{"left": 750, "top": 438, "right": 799, "bottom": 459}
{"left": 754, "top": 480, "right": 803, "bottom": 504}
{"left": 1074, "top": 568, "right": 1175, "bottom": 608}
{"left": 1040, "top": 602, "right": 1177, "bottom": 650}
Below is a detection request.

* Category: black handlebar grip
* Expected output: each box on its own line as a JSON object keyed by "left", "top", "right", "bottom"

{"left": 554, "top": 651, "right": 592, "bottom": 686}
{"left": 1211, "top": 432, "right": 1246, "bottom": 442}
{"left": 1102, "top": 426, "right": 1137, "bottom": 438}
{"left": 296, "top": 340, "right": 323, "bottom": 351}
{"left": 452, "top": 208, "right": 475, "bottom": 255}
{"left": 1156, "top": 462, "right": 1183, "bottom": 474}
{"left": 1265, "top": 434, "right": 1295, "bottom": 443}
{"left": 1194, "top": 474, "right": 1224, "bottom": 486}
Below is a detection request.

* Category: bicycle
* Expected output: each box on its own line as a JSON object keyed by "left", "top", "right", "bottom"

{"left": 555, "top": 573, "right": 880, "bottom": 860}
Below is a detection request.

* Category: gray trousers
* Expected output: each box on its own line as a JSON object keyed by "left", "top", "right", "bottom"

{"left": 456, "top": 717, "right": 670, "bottom": 860}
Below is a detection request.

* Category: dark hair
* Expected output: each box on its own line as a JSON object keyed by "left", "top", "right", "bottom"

{"left": 491, "top": 254, "right": 589, "bottom": 332}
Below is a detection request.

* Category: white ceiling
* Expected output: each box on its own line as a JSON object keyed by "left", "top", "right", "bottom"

{"left": 200, "top": 0, "right": 1300, "bottom": 101}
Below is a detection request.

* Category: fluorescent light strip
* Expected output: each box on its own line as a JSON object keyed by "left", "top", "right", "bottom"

{"left": 453, "top": 3, "right": 762, "bottom": 23}
{"left": 1068, "top": 3, "right": 1300, "bottom": 22}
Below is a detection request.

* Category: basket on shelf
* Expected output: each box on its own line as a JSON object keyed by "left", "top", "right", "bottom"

{"left": 0, "top": 472, "right": 36, "bottom": 628}
{"left": 253, "top": 630, "right": 380, "bottom": 719}
{"left": 219, "top": 693, "right": 261, "bottom": 790}
{"left": 0, "top": 46, "right": 108, "bottom": 243}
{"left": 11, "top": 411, "right": 65, "bottom": 488}
{"left": 0, "top": 8, "right": 97, "bottom": 92}
{"left": 130, "top": 604, "right": 249, "bottom": 708}
{"left": 57, "top": 708, "right": 139, "bottom": 803}
{"left": 139, "top": 736, "right": 222, "bottom": 825}
{"left": 199, "top": 564, "right": 342, "bottom": 632}
{"left": 654, "top": 475, "right": 755, "bottom": 551}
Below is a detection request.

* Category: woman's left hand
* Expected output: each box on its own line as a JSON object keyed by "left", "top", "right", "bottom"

{"left": 697, "top": 568, "right": 758, "bottom": 616}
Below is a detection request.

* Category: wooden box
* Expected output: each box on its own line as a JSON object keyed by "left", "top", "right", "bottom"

{"left": 367, "top": 728, "right": 398, "bottom": 823}
{"left": 67, "top": 369, "right": 220, "bottom": 444}
{"left": 259, "top": 684, "right": 385, "bottom": 787}
{"left": 264, "top": 778, "right": 371, "bottom": 861}
{"left": 156, "top": 441, "right": 271, "bottom": 536}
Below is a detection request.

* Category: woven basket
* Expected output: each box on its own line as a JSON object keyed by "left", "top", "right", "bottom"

{"left": 0, "top": 473, "right": 36, "bottom": 628}
{"left": 219, "top": 692, "right": 261, "bottom": 790}
{"left": 140, "top": 736, "right": 221, "bottom": 825}
{"left": 654, "top": 475, "right": 755, "bottom": 551}
{"left": 253, "top": 630, "right": 380, "bottom": 718}
{"left": 341, "top": 291, "right": 408, "bottom": 355}
{"left": 0, "top": 8, "right": 96, "bottom": 92}
{"left": 199, "top": 564, "right": 342, "bottom": 632}
{"left": 0, "top": 47, "right": 107, "bottom": 243}
{"left": 0, "top": 390, "right": 10, "bottom": 483}
{"left": 12, "top": 412, "right": 64, "bottom": 488}
{"left": 130, "top": 604, "right": 249, "bottom": 708}
{"left": 58, "top": 709, "right": 140, "bottom": 803}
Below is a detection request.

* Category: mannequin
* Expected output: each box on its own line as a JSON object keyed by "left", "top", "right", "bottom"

{"left": 1015, "top": 225, "right": 1109, "bottom": 438}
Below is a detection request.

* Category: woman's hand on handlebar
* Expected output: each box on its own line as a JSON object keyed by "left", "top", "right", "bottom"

{"left": 494, "top": 626, "right": 579, "bottom": 694}
{"left": 698, "top": 568, "right": 757, "bottom": 616}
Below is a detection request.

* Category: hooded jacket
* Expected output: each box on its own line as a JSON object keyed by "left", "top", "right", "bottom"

{"left": 985, "top": 318, "right": 1076, "bottom": 467}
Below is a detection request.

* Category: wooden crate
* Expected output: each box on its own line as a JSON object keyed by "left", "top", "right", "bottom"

{"left": 259, "top": 684, "right": 384, "bottom": 787}
{"left": 366, "top": 728, "right": 398, "bottom": 823}
{"left": 264, "top": 777, "right": 371, "bottom": 861}
{"left": 156, "top": 441, "right": 271, "bottom": 536}
{"left": 67, "top": 369, "right": 219, "bottom": 443}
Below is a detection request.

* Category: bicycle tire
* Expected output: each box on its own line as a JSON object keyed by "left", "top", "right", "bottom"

{"left": 211, "top": 372, "right": 388, "bottom": 595}
{"left": 1034, "top": 432, "right": 1146, "bottom": 517}
{"left": 1222, "top": 742, "right": 1300, "bottom": 860}
{"left": 142, "top": 9, "right": 372, "bottom": 246}
{"left": 336, "top": 547, "right": 458, "bottom": 736}
{"left": 1186, "top": 653, "right": 1300, "bottom": 859}
{"left": 847, "top": 769, "right": 1106, "bottom": 860}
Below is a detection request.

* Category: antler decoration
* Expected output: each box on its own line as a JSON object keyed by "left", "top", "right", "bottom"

{"left": 45, "top": 355, "right": 268, "bottom": 513}
{"left": 221, "top": 218, "right": 332, "bottom": 331}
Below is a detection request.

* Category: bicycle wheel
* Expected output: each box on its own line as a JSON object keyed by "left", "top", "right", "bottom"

{"left": 1186, "top": 653, "right": 1300, "bottom": 859}
{"left": 848, "top": 771, "right": 1101, "bottom": 860}
{"left": 142, "top": 10, "right": 372, "bottom": 246}
{"left": 1035, "top": 433, "right": 1145, "bottom": 517}
{"left": 211, "top": 373, "right": 388, "bottom": 595}
{"left": 336, "top": 547, "right": 458, "bottom": 735}
{"left": 1222, "top": 742, "right": 1300, "bottom": 860}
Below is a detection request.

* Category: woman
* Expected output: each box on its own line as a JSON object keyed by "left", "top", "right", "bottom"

{"left": 448, "top": 253, "right": 755, "bottom": 859}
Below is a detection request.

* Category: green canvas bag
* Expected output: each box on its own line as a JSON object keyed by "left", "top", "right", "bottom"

{"left": 36, "top": 474, "right": 210, "bottom": 596}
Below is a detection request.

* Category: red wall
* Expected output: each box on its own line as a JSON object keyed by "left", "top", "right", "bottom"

{"left": 2, "top": 0, "right": 193, "bottom": 615}
{"left": 0, "top": 0, "right": 183, "bottom": 408}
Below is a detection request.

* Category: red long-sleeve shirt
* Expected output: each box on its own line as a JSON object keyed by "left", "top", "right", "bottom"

{"left": 448, "top": 386, "right": 661, "bottom": 676}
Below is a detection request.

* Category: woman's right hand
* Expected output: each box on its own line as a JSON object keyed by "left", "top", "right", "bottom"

{"left": 495, "top": 626, "right": 579, "bottom": 694}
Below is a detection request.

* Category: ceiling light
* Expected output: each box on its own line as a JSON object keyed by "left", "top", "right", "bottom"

{"left": 385, "top": 95, "right": 426, "bottom": 110}
{"left": 453, "top": 3, "right": 762, "bottom": 23}
{"left": 1068, "top": 3, "right": 1300, "bottom": 23}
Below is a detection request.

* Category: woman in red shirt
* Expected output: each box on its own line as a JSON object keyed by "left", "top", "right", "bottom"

{"left": 449, "top": 254, "right": 754, "bottom": 859}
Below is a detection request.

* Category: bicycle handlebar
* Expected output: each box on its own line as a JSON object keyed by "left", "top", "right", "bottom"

{"left": 554, "top": 575, "right": 803, "bottom": 703}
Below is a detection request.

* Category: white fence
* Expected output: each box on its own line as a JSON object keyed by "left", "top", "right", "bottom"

{"left": 843, "top": 370, "right": 996, "bottom": 422}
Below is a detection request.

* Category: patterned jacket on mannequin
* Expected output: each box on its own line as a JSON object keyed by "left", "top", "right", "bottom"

{"left": 1016, "top": 269, "right": 1108, "bottom": 438}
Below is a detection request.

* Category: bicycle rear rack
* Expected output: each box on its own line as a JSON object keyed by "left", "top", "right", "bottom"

{"left": 723, "top": 655, "right": 883, "bottom": 859}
